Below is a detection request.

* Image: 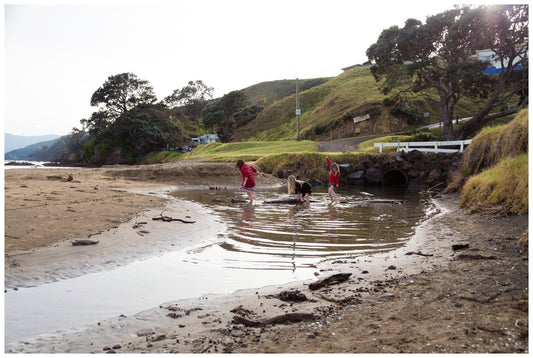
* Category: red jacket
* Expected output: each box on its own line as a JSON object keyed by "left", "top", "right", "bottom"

{"left": 240, "top": 163, "right": 257, "bottom": 187}
{"left": 327, "top": 157, "right": 339, "bottom": 186}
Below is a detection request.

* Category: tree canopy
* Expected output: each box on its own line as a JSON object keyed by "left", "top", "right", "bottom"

{"left": 84, "top": 104, "right": 183, "bottom": 164}
{"left": 366, "top": 5, "right": 528, "bottom": 139}
{"left": 87, "top": 72, "right": 157, "bottom": 124}
{"left": 201, "top": 90, "right": 260, "bottom": 142}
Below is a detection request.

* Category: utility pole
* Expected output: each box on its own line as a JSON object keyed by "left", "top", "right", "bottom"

{"left": 295, "top": 78, "right": 300, "bottom": 141}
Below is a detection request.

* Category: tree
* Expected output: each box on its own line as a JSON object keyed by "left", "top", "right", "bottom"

{"left": 366, "top": 5, "right": 528, "bottom": 140}
{"left": 202, "top": 90, "right": 248, "bottom": 142}
{"left": 80, "top": 110, "right": 112, "bottom": 136}
{"left": 89, "top": 72, "right": 157, "bottom": 120}
{"left": 164, "top": 80, "right": 214, "bottom": 119}
{"left": 87, "top": 104, "right": 183, "bottom": 164}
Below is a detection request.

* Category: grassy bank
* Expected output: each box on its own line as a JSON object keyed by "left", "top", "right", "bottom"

{"left": 460, "top": 153, "right": 528, "bottom": 215}
{"left": 143, "top": 140, "right": 318, "bottom": 163}
{"left": 462, "top": 109, "right": 528, "bottom": 175}
{"left": 454, "top": 109, "right": 528, "bottom": 216}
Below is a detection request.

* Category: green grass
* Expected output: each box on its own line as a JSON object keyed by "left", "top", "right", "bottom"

{"left": 358, "top": 135, "right": 413, "bottom": 152}
{"left": 460, "top": 153, "right": 528, "bottom": 215}
{"left": 180, "top": 140, "right": 318, "bottom": 162}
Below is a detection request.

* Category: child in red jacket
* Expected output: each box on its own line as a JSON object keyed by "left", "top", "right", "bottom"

{"left": 326, "top": 156, "right": 339, "bottom": 204}
{"left": 236, "top": 159, "right": 263, "bottom": 204}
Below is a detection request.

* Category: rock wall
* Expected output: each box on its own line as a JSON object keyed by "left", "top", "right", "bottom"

{"left": 276, "top": 151, "right": 463, "bottom": 193}
{"left": 341, "top": 150, "right": 462, "bottom": 192}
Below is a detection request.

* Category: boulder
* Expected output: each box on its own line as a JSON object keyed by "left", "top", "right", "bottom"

{"left": 365, "top": 167, "right": 383, "bottom": 184}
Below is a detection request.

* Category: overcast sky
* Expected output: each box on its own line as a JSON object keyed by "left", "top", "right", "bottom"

{"left": 4, "top": 0, "right": 495, "bottom": 137}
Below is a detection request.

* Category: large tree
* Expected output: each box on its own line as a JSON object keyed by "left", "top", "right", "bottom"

{"left": 89, "top": 72, "right": 157, "bottom": 121}
{"left": 87, "top": 104, "right": 182, "bottom": 164}
{"left": 366, "top": 5, "right": 528, "bottom": 140}
{"left": 164, "top": 80, "right": 214, "bottom": 120}
{"left": 202, "top": 90, "right": 249, "bottom": 142}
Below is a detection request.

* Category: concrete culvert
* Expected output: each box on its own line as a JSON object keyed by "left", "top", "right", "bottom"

{"left": 383, "top": 169, "right": 408, "bottom": 187}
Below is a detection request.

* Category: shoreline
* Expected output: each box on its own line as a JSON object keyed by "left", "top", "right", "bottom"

{"left": 4, "top": 164, "right": 528, "bottom": 353}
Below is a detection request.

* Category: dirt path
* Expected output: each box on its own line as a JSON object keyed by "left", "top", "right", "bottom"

{"left": 317, "top": 135, "right": 384, "bottom": 152}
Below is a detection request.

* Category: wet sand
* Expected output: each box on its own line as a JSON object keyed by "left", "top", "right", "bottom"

{"left": 4, "top": 162, "right": 528, "bottom": 353}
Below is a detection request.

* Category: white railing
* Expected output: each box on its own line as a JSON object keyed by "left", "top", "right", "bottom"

{"left": 374, "top": 139, "right": 473, "bottom": 153}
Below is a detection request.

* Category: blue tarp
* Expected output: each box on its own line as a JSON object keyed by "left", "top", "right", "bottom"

{"left": 484, "top": 64, "right": 523, "bottom": 74}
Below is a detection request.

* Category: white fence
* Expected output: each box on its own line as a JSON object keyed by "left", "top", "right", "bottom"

{"left": 374, "top": 139, "right": 473, "bottom": 153}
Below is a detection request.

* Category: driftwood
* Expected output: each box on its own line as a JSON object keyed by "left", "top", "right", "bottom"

{"left": 308, "top": 273, "right": 352, "bottom": 290}
{"left": 72, "top": 239, "right": 99, "bottom": 246}
{"left": 405, "top": 251, "right": 434, "bottom": 257}
{"left": 359, "top": 199, "right": 406, "bottom": 205}
{"left": 152, "top": 214, "right": 195, "bottom": 223}
{"left": 456, "top": 254, "right": 497, "bottom": 260}
{"left": 211, "top": 199, "right": 249, "bottom": 204}
{"left": 263, "top": 199, "right": 307, "bottom": 204}
{"left": 232, "top": 312, "right": 315, "bottom": 327}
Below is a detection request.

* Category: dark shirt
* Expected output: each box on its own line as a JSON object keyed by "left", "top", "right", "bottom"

{"left": 295, "top": 182, "right": 312, "bottom": 196}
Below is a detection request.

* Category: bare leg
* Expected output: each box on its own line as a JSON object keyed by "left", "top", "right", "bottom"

{"left": 247, "top": 190, "right": 254, "bottom": 204}
{"left": 328, "top": 186, "right": 338, "bottom": 205}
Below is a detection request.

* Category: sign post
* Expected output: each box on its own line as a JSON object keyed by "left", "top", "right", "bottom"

{"left": 296, "top": 78, "right": 300, "bottom": 141}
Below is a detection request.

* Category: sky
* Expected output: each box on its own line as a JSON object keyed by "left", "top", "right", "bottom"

{"left": 3, "top": 0, "right": 499, "bottom": 137}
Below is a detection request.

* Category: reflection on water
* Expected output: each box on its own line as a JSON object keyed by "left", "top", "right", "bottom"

{"left": 172, "top": 186, "right": 432, "bottom": 272}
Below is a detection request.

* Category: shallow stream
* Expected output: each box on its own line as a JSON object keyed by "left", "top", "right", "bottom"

{"left": 5, "top": 185, "right": 433, "bottom": 343}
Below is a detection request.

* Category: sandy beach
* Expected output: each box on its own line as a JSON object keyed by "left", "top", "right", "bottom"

{"left": 4, "top": 161, "right": 528, "bottom": 353}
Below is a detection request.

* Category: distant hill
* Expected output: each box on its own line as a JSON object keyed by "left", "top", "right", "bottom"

{"left": 5, "top": 133, "right": 61, "bottom": 153}
{"left": 241, "top": 78, "right": 331, "bottom": 107}
{"left": 5, "top": 137, "right": 62, "bottom": 161}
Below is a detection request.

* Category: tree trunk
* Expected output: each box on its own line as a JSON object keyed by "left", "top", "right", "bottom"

{"left": 439, "top": 97, "right": 454, "bottom": 141}
{"left": 455, "top": 105, "right": 525, "bottom": 139}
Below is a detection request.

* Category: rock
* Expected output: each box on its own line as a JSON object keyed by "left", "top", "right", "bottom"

{"left": 365, "top": 167, "right": 383, "bottom": 184}
{"left": 338, "top": 164, "right": 352, "bottom": 174}
{"left": 362, "top": 159, "right": 374, "bottom": 169}
{"left": 348, "top": 170, "right": 365, "bottom": 181}
{"left": 278, "top": 290, "right": 307, "bottom": 302}
{"left": 399, "top": 160, "right": 413, "bottom": 171}
{"left": 405, "top": 150, "right": 423, "bottom": 162}
{"left": 427, "top": 168, "right": 441, "bottom": 184}
{"left": 407, "top": 168, "right": 421, "bottom": 178}
{"left": 452, "top": 243, "right": 470, "bottom": 251}
{"left": 137, "top": 329, "right": 155, "bottom": 337}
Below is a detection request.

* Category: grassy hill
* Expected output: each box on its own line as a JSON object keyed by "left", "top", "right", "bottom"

{"left": 233, "top": 66, "right": 481, "bottom": 142}
{"left": 241, "top": 78, "right": 331, "bottom": 107}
